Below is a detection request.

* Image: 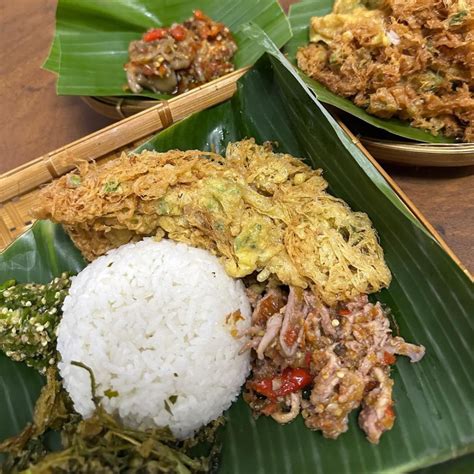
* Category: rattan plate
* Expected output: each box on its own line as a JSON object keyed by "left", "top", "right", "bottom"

{"left": 82, "top": 97, "right": 474, "bottom": 167}
{"left": 361, "top": 139, "right": 474, "bottom": 168}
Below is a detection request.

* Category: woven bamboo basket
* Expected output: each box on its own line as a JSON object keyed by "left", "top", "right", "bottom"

{"left": 81, "top": 99, "right": 474, "bottom": 167}
{"left": 0, "top": 68, "right": 247, "bottom": 248}
{"left": 0, "top": 67, "right": 470, "bottom": 279}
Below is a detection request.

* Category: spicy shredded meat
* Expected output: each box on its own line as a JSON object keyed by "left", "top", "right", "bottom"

{"left": 296, "top": 0, "right": 474, "bottom": 141}
{"left": 243, "top": 287, "right": 425, "bottom": 443}
{"left": 125, "top": 10, "right": 237, "bottom": 95}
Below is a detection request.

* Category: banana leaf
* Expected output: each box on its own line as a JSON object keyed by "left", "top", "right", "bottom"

{"left": 285, "top": 0, "right": 455, "bottom": 143}
{"left": 1, "top": 51, "right": 473, "bottom": 473}
{"left": 42, "top": 0, "right": 292, "bottom": 99}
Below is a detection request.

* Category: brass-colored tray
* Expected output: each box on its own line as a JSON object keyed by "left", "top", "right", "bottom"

{"left": 361, "top": 138, "right": 474, "bottom": 167}
{"left": 82, "top": 97, "right": 474, "bottom": 168}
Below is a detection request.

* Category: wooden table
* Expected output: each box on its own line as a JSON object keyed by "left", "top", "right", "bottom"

{"left": 1, "top": 0, "right": 473, "bottom": 274}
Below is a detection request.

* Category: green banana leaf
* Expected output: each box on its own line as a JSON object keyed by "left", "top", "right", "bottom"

{"left": 285, "top": 0, "right": 455, "bottom": 143}
{"left": 42, "top": 0, "right": 292, "bottom": 99}
{"left": 1, "top": 51, "right": 473, "bottom": 473}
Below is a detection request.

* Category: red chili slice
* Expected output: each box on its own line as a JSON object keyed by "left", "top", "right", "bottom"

{"left": 143, "top": 28, "right": 168, "bottom": 42}
{"left": 277, "top": 368, "right": 312, "bottom": 397}
{"left": 251, "top": 378, "right": 275, "bottom": 399}
{"left": 251, "top": 367, "right": 312, "bottom": 399}
{"left": 383, "top": 352, "right": 397, "bottom": 365}
{"left": 385, "top": 405, "right": 395, "bottom": 418}
{"left": 170, "top": 24, "right": 187, "bottom": 41}
{"left": 194, "top": 9, "right": 206, "bottom": 21}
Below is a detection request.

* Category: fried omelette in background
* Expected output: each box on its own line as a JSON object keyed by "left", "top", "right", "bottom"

{"left": 34, "top": 139, "right": 391, "bottom": 305}
{"left": 297, "top": 0, "right": 474, "bottom": 141}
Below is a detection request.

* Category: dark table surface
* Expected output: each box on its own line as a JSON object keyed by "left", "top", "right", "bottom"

{"left": 1, "top": 0, "right": 473, "bottom": 273}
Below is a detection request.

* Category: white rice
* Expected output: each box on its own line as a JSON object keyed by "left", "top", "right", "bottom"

{"left": 57, "top": 238, "right": 251, "bottom": 439}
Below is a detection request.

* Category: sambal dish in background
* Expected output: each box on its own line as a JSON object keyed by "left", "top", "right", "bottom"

{"left": 125, "top": 10, "right": 237, "bottom": 94}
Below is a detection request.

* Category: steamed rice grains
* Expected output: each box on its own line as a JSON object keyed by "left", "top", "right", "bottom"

{"left": 57, "top": 238, "right": 251, "bottom": 439}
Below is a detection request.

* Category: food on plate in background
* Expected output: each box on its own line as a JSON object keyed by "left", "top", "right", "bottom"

{"left": 296, "top": 0, "right": 474, "bottom": 141}
{"left": 125, "top": 10, "right": 237, "bottom": 94}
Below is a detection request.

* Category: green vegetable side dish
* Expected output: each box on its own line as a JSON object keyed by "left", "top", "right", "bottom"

{"left": 0, "top": 363, "right": 220, "bottom": 473}
{"left": 285, "top": 0, "right": 461, "bottom": 143}
{"left": 0, "top": 279, "right": 221, "bottom": 473}
{"left": 1, "top": 54, "right": 473, "bottom": 473}
{"left": 0, "top": 274, "right": 71, "bottom": 373}
{"left": 43, "top": 0, "right": 292, "bottom": 99}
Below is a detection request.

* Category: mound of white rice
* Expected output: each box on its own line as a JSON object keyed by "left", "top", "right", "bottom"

{"left": 57, "top": 238, "right": 251, "bottom": 439}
